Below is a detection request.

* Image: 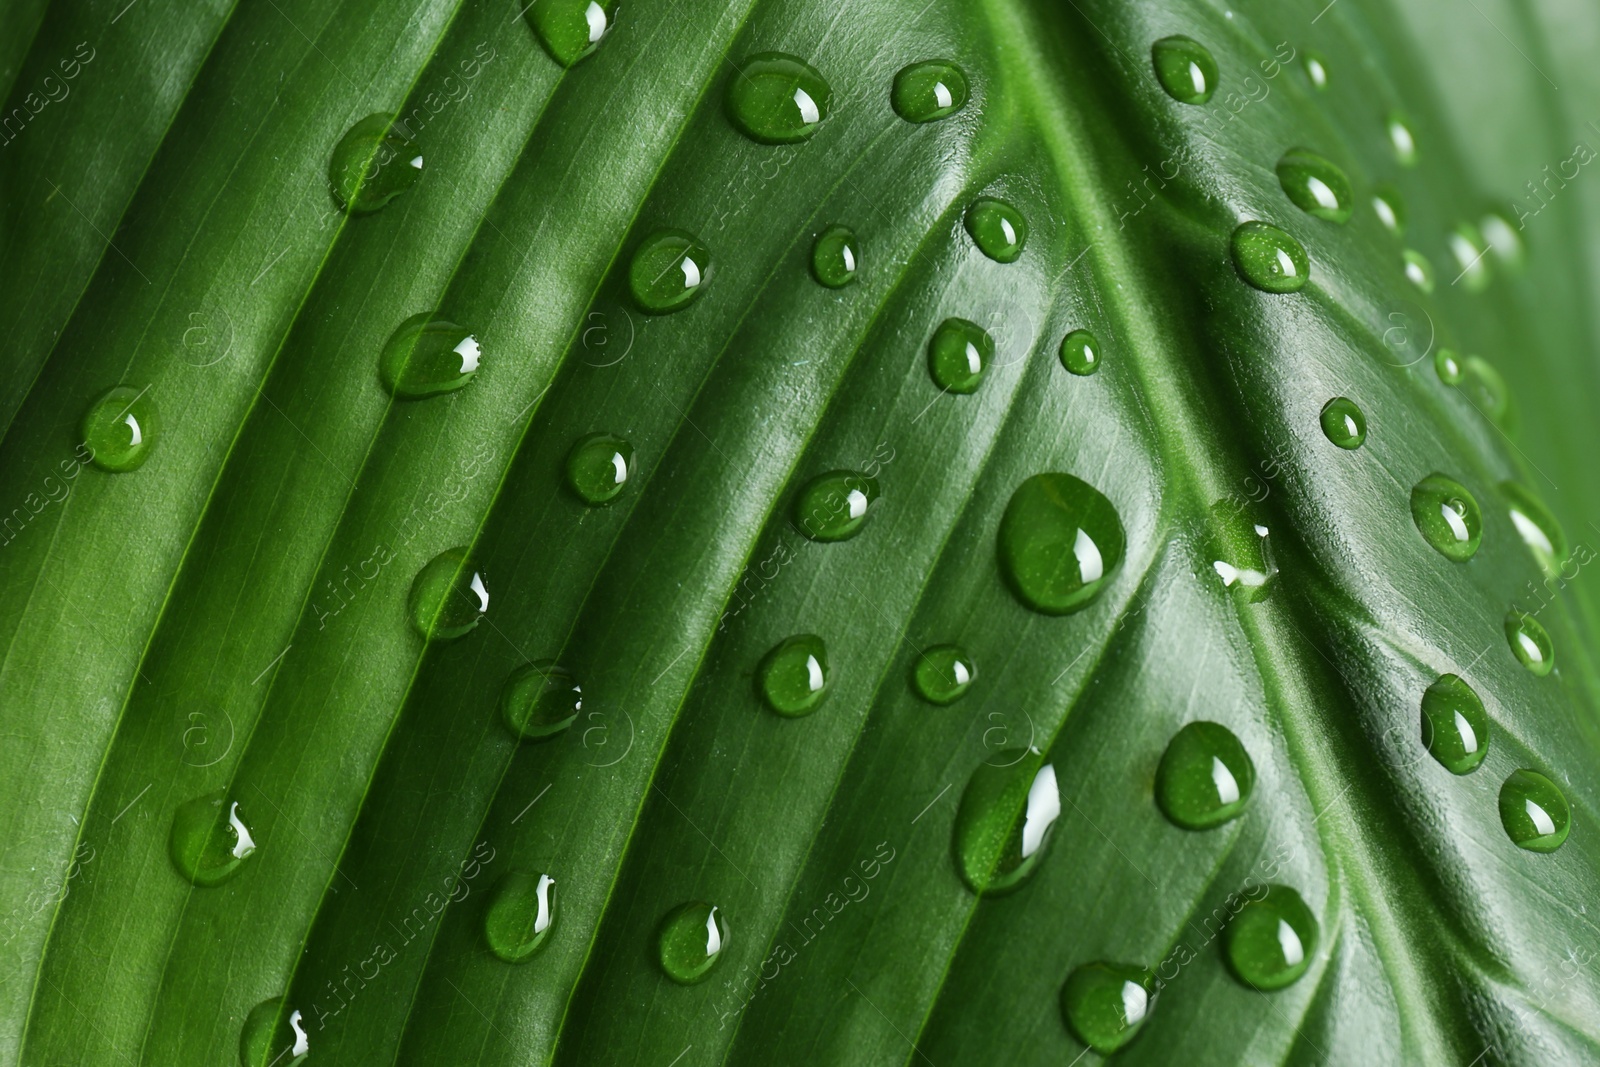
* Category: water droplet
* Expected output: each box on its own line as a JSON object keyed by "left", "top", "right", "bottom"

{"left": 1372, "top": 185, "right": 1406, "bottom": 236}
{"left": 998, "top": 473, "right": 1125, "bottom": 615}
{"left": 792, "top": 469, "right": 880, "bottom": 542}
{"left": 1151, "top": 35, "right": 1218, "bottom": 104}
{"left": 1302, "top": 52, "right": 1329, "bottom": 90}
{"left": 811, "top": 225, "right": 859, "bottom": 288}
{"left": 964, "top": 197, "right": 1027, "bottom": 263}
{"left": 1480, "top": 210, "right": 1525, "bottom": 271}
{"left": 1448, "top": 223, "right": 1492, "bottom": 292}
{"left": 524, "top": 0, "right": 615, "bottom": 67}
{"left": 82, "top": 386, "right": 158, "bottom": 472}
{"left": 378, "top": 312, "right": 481, "bottom": 399}
{"left": 657, "top": 901, "right": 727, "bottom": 983}
{"left": 501, "top": 661, "right": 583, "bottom": 739}
{"left": 1276, "top": 149, "right": 1352, "bottom": 223}
{"left": 1504, "top": 610, "right": 1554, "bottom": 676}
{"left": 1499, "top": 769, "right": 1569, "bottom": 852}
{"left": 1434, "top": 348, "right": 1462, "bottom": 385}
{"left": 953, "top": 754, "right": 1060, "bottom": 894}
{"left": 1420, "top": 674, "right": 1489, "bottom": 774}
{"left": 1387, "top": 113, "right": 1417, "bottom": 166}
{"left": 1155, "top": 722, "right": 1254, "bottom": 830}
{"left": 565, "top": 433, "right": 633, "bottom": 505}
{"left": 927, "top": 317, "right": 994, "bottom": 394}
{"left": 912, "top": 645, "right": 976, "bottom": 705}
{"left": 1402, "top": 249, "right": 1434, "bottom": 293}
{"left": 239, "top": 997, "right": 308, "bottom": 1067}
{"left": 890, "top": 59, "right": 969, "bottom": 122}
{"left": 1224, "top": 885, "right": 1317, "bottom": 990}
{"left": 757, "top": 634, "right": 830, "bottom": 717}
{"left": 1060, "top": 962, "right": 1156, "bottom": 1053}
{"left": 1309, "top": 396, "right": 1366, "bottom": 452}
{"left": 1231, "top": 221, "right": 1310, "bottom": 293}
{"left": 1456, "top": 355, "right": 1511, "bottom": 427}
{"left": 1209, "top": 503, "right": 1277, "bottom": 600}
{"left": 1058, "top": 329, "right": 1100, "bottom": 376}
{"left": 329, "top": 114, "right": 421, "bottom": 214}
{"left": 485, "top": 870, "right": 558, "bottom": 962}
{"left": 1410, "top": 475, "right": 1481, "bottom": 562}
{"left": 170, "top": 791, "right": 256, "bottom": 887}
{"left": 629, "top": 229, "right": 712, "bottom": 314}
{"left": 725, "top": 52, "right": 830, "bottom": 144}
{"left": 408, "top": 547, "right": 488, "bottom": 640}
{"left": 1498, "top": 482, "right": 1568, "bottom": 578}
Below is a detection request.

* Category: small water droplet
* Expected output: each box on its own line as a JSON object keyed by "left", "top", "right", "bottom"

{"left": 1155, "top": 722, "right": 1254, "bottom": 830}
{"left": 329, "top": 114, "right": 421, "bottom": 214}
{"left": 725, "top": 53, "right": 830, "bottom": 144}
{"left": 964, "top": 197, "right": 1027, "bottom": 263}
{"left": 1058, "top": 329, "right": 1100, "bottom": 376}
{"left": 757, "top": 634, "right": 830, "bottom": 717}
{"left": 657, "top": 901, "right": 727, "bottom": 983}
{"left": 1372, "top": 184, "right": 1406, "bottom": 236}
{"left": 1480, "top": 210, "right": 1525, "bottom": 271}
{"left": 998, "top": 473, "right": 1125, "bottom": 615}
{"left": 170, "top": 791, "right": 256, "bottom": 887}
{"left": 1151, "top": 35, "right": 1218, "bottom": 104}
{"left": 1276, "top": 149, "right": 1352, "bottom": 223}
{"left": 1060, "top": 962, "right": 1156, "bottom": 1053}
{"left": 811, "top": 225, "right": 859, "bottom": 288}
{"left": 485, "top": 870, "right": 558, "bottom": 962}
{"left": 408, "top": 547, "right": 488, "bottom": 640}
{"left": 927, "top": 317, "right": 994, "bottom": 394}
{"left": 1231, "top": 221, "right": 1310, "bottom": 293}
{"left": 1420, "top": 674, "right": 1489, "bottom": 774}
{"left": 1402, "top": 249, "right": 1434, "bottom": 293}
{"left": 1455, "top": 355, "right": 1511, "bottom": 427}
{"left": 1302, "top": 52, "right": 1329, "bottom": 90}
{"left": 1504, "top": 610, "right": 1554, "bottom": 676}
{"left": 890, "top": 59, "right": 969, "bottom": 122}
{"left": 953, "top": 754, "right": 1060, "bottom": 894}
{"left": 912, "top": 645, "right": 976, "bottom": 705}
{"left": 239, "top": 997, "right": 308, "bottom": 1067}
{"left": 82, "top": 385, "right": 158, "bottom": 472}
{"left": 565, "top": 433, "right": 633, "bottom": 505}
{"left": 629, "top": 229, "right": 712, "bottom": 313}
{"left": 1434, "top": 348, "right": 1462, "bottom": 385}
{"left": 1448, "top": 223, "right": 1492, "bottom": 291}
{"left": 1499, "top": 769, "right": 1569, "bottom": 851}
{"left": 524, "top": 0, "right": 615, "bottom": 66}
{"left": 1410, "top": 474, "right": 1481, "bottom": 562}
{"left": 1319, "top": 396, "right": 1366, "bottom": 450}
{"left": 1387, "top": 113, "right": 1417, "bottom": 166}
{"left": 792, "top": 470, "right": 880, "bottom": 542}
{"left": 378, "top": 312, "right": 480, "bottom": 399}
{"left": 501, "top": 661, "right": 583, "bottom": 739}
{"left": 1224, "top": 885, "right": 1317, "bottom": 990}
{"left": 1498, "top": 482, "right": 1567, "bottom": 578}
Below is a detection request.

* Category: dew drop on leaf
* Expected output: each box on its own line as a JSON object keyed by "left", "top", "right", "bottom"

{"left": 953, "top": 754, "right": 1060, "bottom": 894}
{"left": 725, "top": 52, "right": 831, "bottom": 144}
{"left": 1448, "top": 222, "right": 1492, "bottom": 292}
{"left": 757, "top": 634, "right": 830, "bottom": 717}
{"left": 170, "top": 790, "right": 256, "bottom": 887}
{"left": 1058, "top": 329, "right": 1100, "bottom": 376}
{"left": 810, "top": 225, "right": 859, "bottom": 288}
{"left": 1402, "top": 249, "right": 1434, "bottom": 292}
{"left": 1504, "top": 610, "right": 1554, "bottom": 676}
{"left": 656, "top": 901, "right": 727, "bottom": 983}
{"left": 239, "top": 997, "right": 308, "bottom": 1067}
{"left": 1319, "top": 396, "right": 1366, "bottom": 450}
{"left": 1372, "top": 184, "right": 1406, "bottom": 236}
{"left": 1480, "top": 209, "right": 1526, "bottom": 271}
{"left": 485, "top": 870, "right": 558, "bottom": 962}
{"left": 1420, "top": 674, "right": 1489, "bottom": 774}
{"left": 890, "top": 59, "right": 969, "bottom": 123}
{"left": 565, "top": 433, "right": 633, "bottom": 505}
{"left": 378, "top": 312, "right": 481, "bottom": 399}
{"left": 792, "top": 469, "right": 880, "bottom": 542}
{"left": 1498, "top": 482, "right": 1568, "bottom": 578}
{"left": 1224, "top": 885, "right": 1318, "bottom": 990}
{"left": 81, "top": 385, "right": 158, "bottom": 472}
{"left": 1209, "top": 507, "right": 1277, "bottom": 601}
{"left": 1499, "top": 769, "right": 1569, "bottom": 851}
{"left": 1456, "top": 355, "right": 1511, "bottom": 427}
{"left": 408, "top": 547, "right": 488, "bottom": 640}
{"left": 328, "top": 114, "right": 422, "bottom": 214}
{"left": 1155, "top": 722, "right": 1255, "bottom": 829}
{"left": 927, "top": 317, "right": 994, "bottom": 394}
{"left": 1434, "top": 348, "right": 1462, "bottom": 385}
{"left": 964, "top": 196, "right": 1027, "bottom": 263}
{"left": 1230, "top": 221, "right": 1310, "bottom": 293}
{"left": 997, "top": 473, "right": 1125, "bottom": 615}
{"left": 912, "top": 644, "right": 976, "bottom": 705}
{"left": 524, "top": 0, "right": 615, "bottom": 67}
{"left": 1059, "top": 961, "right": 1157, "bottom": 1053}
{"left": 1302, "top": 51, "right": 1330, "bottom": 90}
{"left": 1275, "top": 149, "right": 1352, "bottom": 224}
{"left": 1410, "top": 474, "right": 1481, "bottom": 562}
{"left": 1387, "top": 113, "right": 1418, "bottom": 166}
{"left": 1150, "top": 35, "right": 1218, "bottom": 104}
{"left": 501, "top": 661, "right": 582, "bottom": 740}
{"left": 629, "top": 229, "right": 712, "bottom": 314}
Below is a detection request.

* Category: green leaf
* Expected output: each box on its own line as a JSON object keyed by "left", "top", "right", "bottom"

{"left": 3, "top": 0, "right": 1599, "bottom": 1063}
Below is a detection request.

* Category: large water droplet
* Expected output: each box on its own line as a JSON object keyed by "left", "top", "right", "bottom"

{"left": 657, "top": 901, "right": 728, "bottom": 983}
{"left": 1504, "top": 610, "right": 1554, "bottom": 676}
{"left": 1499, "top": 770, "right": 1569, "bottom": 852}
{"left": 1402, "top": 249, "right": 1434, "bottom": 292}
{"left": 485, "top": 870, "right": 558, "bottom": 962}
{"left": 170, "top": 791, "right": 257, "bottom": 887}
{"left": 329, "top": 114, "right": 422, "bottom": 214}
{"left": 792, "top": 470, "right": 880, "bottom": 542}
{"left": 408, "top": 547, "right": 488, "bottom": 640}
{"left": 890, "top": 60, "right": 969, "bottom": 122}
{"left": 565, "top": 433, "right": 633, "bottom": 505}
{"left": 1155, "top": 722, "right": 1254, "bottom": 830}
{"left": 953, "top": 754, "right": 1060, "bottom": 895}
{"left": 239, "top": 997, "right": 308, "bottom": 1067}
{"left": 1231, "top": 221, "right": 1309, "bottom": 293}
{"left": 1224, "top": 885, "right": 1317, "bottom": 990}
{"left": 1387, "top": 113, "right": 1417, "bottom": 166}
{"left": 1209, "top": 503, "right": 1277, "bottom": 601}
{"left": 501, "top": 661, "right": 583, "bottom": 740}
{"left": 82, "top": 385, "right": 158, "bottom": 472}
{"left": 1498, "top": 482, "right": 1568, "bottom": 578}
{"left": 378, "top": 312, "right": 480, "bottom": 399}
{"left": 1319, "top": 396, "right": 1366, "bottom": 450}
{"left": 998, "top": 473, "right": 1125, "bottom": 615}
{"left": 524, "top": 0, "right": 615, "bottom": 67}
{"left": 1151, "top": 35, "right": 1218, "bottom": 104}
{"left": 1410, "top": 474, "right": 1481, "bottom": 562}
{"left": 1060, "top": 962, "right": 1156, "bottom": 1053}
{"left": 811, "top": 225, "right": 859, "bottom": 288}
{"left": 912, "top": 644, "right": 976, "bottom": 705}
{"left": 1302, "top": 52, "right": 1329, "bottom": 90}
{"left": 725, "top": 53, "right": 830, "bottom": 144}
{"left": 1058, "top": 329, "right": 1100, "bottom": 376}
{"left": 629, "top": 229, "right": 712, "bottom": 314}
{"left": 757, "top": 634, "right": 830, "bottom": 717}
{"left": 1420, "top": 674, "right": 1488, "bottom": 775}
{"left": 927, "top": 317, "right": 994, "bottom": 394}
{"left": 1373, "top": 184, "right": 1406, "bottom": 236}
{"left": 964, "top": 197, "right": 1027, "bottom": 263}
{"left": 1448, "top": 223, "right": 1492, "bottom": 292}
{"left": 1276, "top": 149, "right": 1352, "bottom": 223}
